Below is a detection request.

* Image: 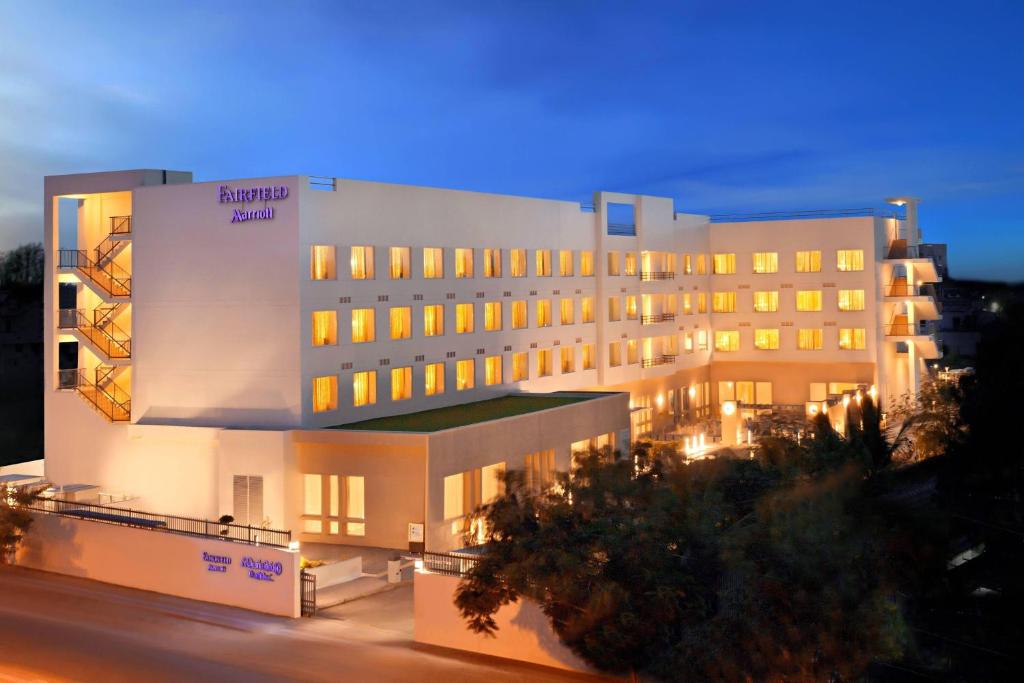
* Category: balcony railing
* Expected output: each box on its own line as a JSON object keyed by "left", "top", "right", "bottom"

{"left": 58, "top": 368, "right": 131, "bottom": 422}
{"left": 58, "top": 308, "right": 131, "bottom": 359}
{"left": 641, "top": 313, "right": 676, "bottom": 324}
{"left": 421, "top": 551, "right": 482, "bottom": 577}
{"left": 58, "top": 249, "right": 132, "bottom": 298}
{"left": 641, "top": 354, "right": 677, "bottom": 368}
{"left": 110, "top": 215, "right": 132, "bottom": 235}
{"left": 640, "top": 271, "right": 675, "bottom": 281}
{"left": 886, "top": 241, "right": 920, "bottom": 260}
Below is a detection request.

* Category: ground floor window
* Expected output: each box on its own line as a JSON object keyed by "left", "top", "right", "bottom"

{"left": 302, "top": 473, "right": 366, "bottom": 537}
{"left": 443, "top": 463, "right": 505, "bottom": 537}
{"left": 233, "top": 475, "right": 264, "bottom": 527}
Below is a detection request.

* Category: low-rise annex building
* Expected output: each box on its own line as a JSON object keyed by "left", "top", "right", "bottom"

{"left": 43, "top": 170, "right": 941, "bottom": 551}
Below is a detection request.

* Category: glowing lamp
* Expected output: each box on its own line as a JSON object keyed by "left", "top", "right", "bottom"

{"left": 288, "top": 540, "right": 301, "bottom": 552}
{"left": 842, "top": 395, "right": 850, "bottom": 408}
{"left": 688, "top": 386, "right": 696, "bottom": 399}
{"left": 656, "top": 393, "right": 664, "bottom": 409}
{"left": 722, "top": 401, "right": 736, "bottom": 416}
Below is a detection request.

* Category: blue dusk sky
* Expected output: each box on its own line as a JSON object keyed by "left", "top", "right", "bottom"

{"left": 1, "top": 1, "right": 1022, "bottom": 280}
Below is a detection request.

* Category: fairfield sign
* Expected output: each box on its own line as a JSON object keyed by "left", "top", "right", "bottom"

{"left": 218, "top": 184, "right": 289, "bottom": 223}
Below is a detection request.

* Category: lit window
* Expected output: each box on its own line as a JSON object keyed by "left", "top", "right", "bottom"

{"left": 390, "top": 307, "right": 412, "bottom": 340}
{"left": 682, "top": 293, "right": 692, "bottom": 314}
{"left": 581, "top": 297, "right": 594, "bottom": 323}
{"left": 483, "top": 248, "right": 501, "bottom": 278}
{"left": 624, "top": 252, "right": 637, "bottom": 276}
{"left": 580, "top": 251, "right": 594, "bottom": 276}
{"left": 511, "top": 300, "right": 527, "bottom": 329}
{"left": 350, "top": 246, "right": 374, "bottom": 279}
{"left": 391, "top": 366, "right": 412, "bottom": 401}
{"left": 697, "top": 293, "right": 708, "bottom": 314}
{"left": 455, "top": 248, "right": 474, "bottom": 278}
{"left": 311, "top": 310, "right": 337, "bottom": 346}
{"left": 666, "top": 293, "right": 677, "bottom": 315}
{"left": 484, "top": 302, "right": 502, "bottom": 331}
{"left": 443, "top": 473, "right": 464, "bottom": 522}
{"left": 510, "top": 249, "right": 527, "bottom": 277}
{"left": 423, "top": 304, "right": 444, "bottom": 336}
{"left": 797, "top": 328, "right": 823, "bottom": 350}
{"left": 796, "top": 290, "right": 823, "bottom": 312}
{"left": 310, "top": 245, "right": 336, "bottom": 280}
{"left": 714, "top": 331, "right": 739, "bottom": 352}
{"left": 485, "top": 355, "right": 502, "bottom": 385}
{"left": 712, "top": 253, "right": 735, "bottom": 274}
{"left": 837, "top": 249, "right": 864, "bottom": 272}
{"left": 719, "top": 381, "right": 736, "bottom": 401}
{"left": 753, "top": 291, "right": 779, "bottom": 313}
{"left": 626, "top": 339, "right": 639, "bottom": 364}
{"left": 389, "top": 247, "right": 411, "bottom": 280}
{"left": 456, "top": 303, "right": 474, "bottom": 333}
{"left": 736, "top": 381, "right": 755, "bottom": 405}
{"left": 839, "top": 327, "right": 867, "bottom": 350}
{"left": 303, "top": 474, "right": 322, "bottom": 516}
{"left": 684, "top": 332, "right": 693, "bottom": 352}
{"left": 683, "top": 254, "right": 692, "bottom": 275}
{"left": 559, "top": 250, "right": 573, "bottom": 276}
{"left": 582, "top": 343, "right": 595, "bottom": 370}
{"left": 536, "top": 299, "right": 552, "bottom": 327}
{"left": 608, "top": 342, "right": 622, "bottom": 367}
{"left": 423, "top": 247, "right": 444, "bottom": 278}
{"left": 665, "top": 253, "right": 677, "bottom": 274}
{"left": 525, "top": 450, "right": 556, "bottom": 492}
{"left": 536, "top": 249, "right": 552, "bottom": 277}
{"left": 696, "top": 254, "right": 707, "bottom": 275}
{"left": 346, "top": 476, "right": 365, "bottom": 536}
{"left": 560, "top": 347, "right": 575, "bottom": 373}
{"left": 608, "top": 297, "right": 621, "bottom": 322}
{"left": 754, "top": 328, "right": 780, "bottom": 350}
{"left": 351, "top": 308, "right": 375, "bottom": 343}
{"left": 482, "top": 463, "right": 505, "bottom": 504}
{"left": 712, "top": 291, "right": 736, "bottom": 313}
{"left": 607, "top": 251, "right": 620, "bottom": 276}
{"left": 796, "top": 250, "right": 821, "bottom": 273}
{"left": 425, "top": 362, "right": 445, "bottom": 396}
{"left": 756, "top": 382, "right": 773, "bottom": 404}
{"left": 353, "top": 371, "right": 377, "bottom": 406}
{"left": 560, "top": 298, "right": 574, "bottom": 325}
{"left": 837, "top": 289, "right": 865, "bottom": 311}
{"left": 537, "top": 349, "right": 553, "bottom": 376}
{"left": 312, "top": 375, "right": 338, "bottom": 412}
{"left": 512, "top": 352, "right": 529, "bottom": 381}
{"left": 456, "top": 359, "right": 474, "bottom": 390}
{"left": 625, "top": 295, "right": 638, "bottom": 320}
{"left": 752, "top": 252, "right": 778, "bottom": 274}
{"left": 697, "top": 329, "right": 708, "bottom": 351}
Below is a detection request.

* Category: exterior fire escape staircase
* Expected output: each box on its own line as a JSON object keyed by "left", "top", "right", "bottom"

{"left": 56, "top": 216, "right": 133, "bottom": 422}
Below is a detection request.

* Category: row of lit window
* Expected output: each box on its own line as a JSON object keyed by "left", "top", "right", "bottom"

{"left": 311, "top": 346, "right": 599, "bottom": 411}
{"left": 710, "top": 289, "right": 866, "bottom": 313}
{"left": 312, "top": 299, "right": 597, "bottom": 345}
{"left": 713, "top": 328, "right": 868, "bottom": 352}
{"left": 308, "top": 246, "right": 867, "bottom": 281}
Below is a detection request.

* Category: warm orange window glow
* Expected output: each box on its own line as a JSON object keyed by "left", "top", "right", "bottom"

{"left": 582, "top": 343, "right": 595, "bottom": 370}
{"left": 511, "top": 300, "right": 527, "bottom": 329}
{"left": 391, "top": 366, "right": 412, "bottom": 401}
{"left": 311, "top": 310, "right": 337, "bottom": 346}
{"left": 712, "top": 253, "right": 735, "bottom": 274}
{"left": 580, "top": 251, "right": 594, "bottom": 276}
{"left": 312, "top": 375, "right": 338, "bottom": 412}
{"left": 752, "top": 252, "right": 778, "bottom": 274}
{"left": 483, "top": 248, "right": 501, "bottom": 278}
{"left": 754, "top": 328, "right": 779, "bottom": 350}
{"left": 350, "top": 246, "right": 374, "bottom": 279}
{"left": 837, "top": 289, "right": 865, "bottom": 311}
{"left": 351, "top": 309, "right": 375, "bottom": 343}
{"left": 484, "top": 355, "right": 502, "bottom": 385}
{"left": 796, "top": 290, "right": 823, "bottom": 312}
{"left": 715, "top": 331, "right": 740, "bottom": 352}
{"left": 536, "top": 299, "right": 552, "bottom": 327}
{"left": 310, "top": 245, "right": 336, "bottom": 280}
{"left": 839, "top": 327, "right": 867, "bottom": 350}
{"left": 535, "top": 249, "right": 552, "bottom": 276}
{"left": 512, "top": 352, "right": 529, "bottom": 381}
{"left": 455, "top": 248, "right": 474, "bottom": 278}
{"left": 390, "top": 307, "right": 412, "bottom": 339}
{"left": 753, "top": 291, "right": 779, "bottom": 313}
{"left": 560, "top": 346, "right": 574, "bottom": 373}
{"left": 423, "top": 304, "right": 444, "bottom": 336}
{"left": 484, "top": 302, "right": 502, "bottom": 331}
{"left": 581, "top": 297, "right": 594, "bottom": 323}
{"left": 712, "top": 291, "right": 736, "bottom": 313}
{"left": 608, "top": 341, "right": 622, "bottom": 367}
{"left": 353, "top": 371, "right": 376, "bottom": 406}
{"left": 624, "top": 252, "right": 637, "bottom": 276}
{"left": 456, "top": 303, "right": 474, "bottom": 333}
{"left": 559, "top": 250, "right": 573, "bottom": 276}
{"left": 423, "top": 247, "right": 444, "bottom": 278}
{"left": 456, "top": 359, "right": 475, "bottom": 390}
{"left": 560, "top": 298, "right": 574, "bottom": 325}
{"left": 537, "top": 349, "right": 553, "bottom": 376}
{"left": 798, "top": 328, "right": 823, "bottom": 350}
{"left": 510, "top": 249, "right": 527, "bottom": 277}
{"left": 837, "top": 249, "right": 864, "bottom": 272}
{"left": 796, "top": 250, "right": 821, "bottom": 273}
{"left": 389, "top": 247, "right": 411, "bottom": 279}
{"left": 425, "top": 362, "right": 445, "bottom": 395}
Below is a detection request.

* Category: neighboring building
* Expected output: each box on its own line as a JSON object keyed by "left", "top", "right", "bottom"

{"left": 42, "top": 170, "right": 942, "bottom": 550}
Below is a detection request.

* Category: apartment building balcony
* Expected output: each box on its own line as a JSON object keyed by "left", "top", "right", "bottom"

{"left": 641, "top": 312, "right": 676, "bottom": 325}
{"left": 57, "top": 368, "right": 131, "bottom": 422}
{"left": 884, "top": 317, "right": 941, "bottom": 359}
{"left": 57, "top": 249, "right": 132, "bottom": 299}
{"left": 640, "top": 271, "right": 675, "bottom": 281}
{"left": 884, "top": 279, "right": 941, "bottom": 320}
{"left": 884, "top": 240, "right": 941, "bottom": 283}
{"left": 58, "top": 308, "right": 132, "bottom": 361}
{"left": 641, "top": 354, "right": 677, "bottom": 368}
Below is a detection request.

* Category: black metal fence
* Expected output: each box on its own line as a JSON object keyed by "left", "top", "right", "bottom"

{"left": 421, "top": 551, "right": 482, "bottom": 577}
{"left": 301, "top": 571, "right": 317, "bottom": 616}
{"left": 27, "top": 498, "right": 292, "bottom": 549}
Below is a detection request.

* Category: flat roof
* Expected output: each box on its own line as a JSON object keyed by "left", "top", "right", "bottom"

{"left": 330, "top": 393, "right": 611, "bottom": 433}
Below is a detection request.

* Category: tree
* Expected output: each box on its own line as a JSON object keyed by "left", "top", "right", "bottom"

{"left": 0, "top": 485, "right": 36, "bottom": 563}
{"left": 0, "top": 243, "right": 44, "bottom": 289}
{"left": 890, "top": 379, "right": 966, "bottom": 463}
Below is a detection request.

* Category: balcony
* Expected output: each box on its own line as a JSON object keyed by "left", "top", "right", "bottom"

{"left": 885, "top": 279, "right": 941, "bottom": 320}
{"left": 884, "top": 240, "right": 940, "bottom": 283}
{"left": 641, "top": 312, "right": 676, "bottom": 325}
{"left": 58, "top": 308, "right": 132, "bottom": 360}
{"left": 641, "top": 354, "right": 677, "bottom": 368}
{"left": 57, "top": 368, "right": 131, "bottom": 422}
{"left": 640, "top": 271, "right": 675, "bottom": 281}
{"left": 885, "top": 317, "right": 941, "bottom": 359}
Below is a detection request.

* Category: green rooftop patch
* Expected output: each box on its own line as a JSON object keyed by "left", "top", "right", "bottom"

{"left": 331, "top": 393, "right": 601, "bottom": 432}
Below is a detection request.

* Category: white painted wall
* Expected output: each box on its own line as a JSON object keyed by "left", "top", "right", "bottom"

{"left": 18, "top": 512, "right": 300, "bottom": 617}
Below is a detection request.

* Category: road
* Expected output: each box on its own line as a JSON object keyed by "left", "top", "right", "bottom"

{"left": 0, "top": 567, "right": 603, "bottom": 682}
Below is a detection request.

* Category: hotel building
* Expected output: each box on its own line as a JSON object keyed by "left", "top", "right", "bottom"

{"left": 43, "top": 170, "right": 941, "bottom": 551}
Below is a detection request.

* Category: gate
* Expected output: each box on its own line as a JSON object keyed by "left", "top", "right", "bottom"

{"left": 300, "top": 570, "right": 317, "bottom": 617}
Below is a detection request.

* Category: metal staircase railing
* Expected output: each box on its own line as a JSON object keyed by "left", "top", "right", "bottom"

{"left": 58, "top": 308, "right": 131, "bottom": 359}
{"left": 57, "top": 368, "right": 130, "bottom": 422}
{"left": 57, "top": 249, "right": 132, "bottom": 298}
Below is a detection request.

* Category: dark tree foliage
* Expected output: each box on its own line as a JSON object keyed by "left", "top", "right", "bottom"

{"left": 0, "top": 243, "right": 44, "bottom": 289}
{"left": 458, "top": 430, "right": 910, "bottom": 681}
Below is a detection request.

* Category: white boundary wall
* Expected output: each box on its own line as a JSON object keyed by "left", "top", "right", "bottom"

{"left": 413, "top": 571, "right": 594, "bottom": 674}
{"left": 17, "top": 513, "right": 300, "bottom": 618}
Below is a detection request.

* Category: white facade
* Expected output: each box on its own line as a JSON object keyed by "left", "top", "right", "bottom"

{"left": 42, "top": 170, "right": 942, "bottom": 549}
